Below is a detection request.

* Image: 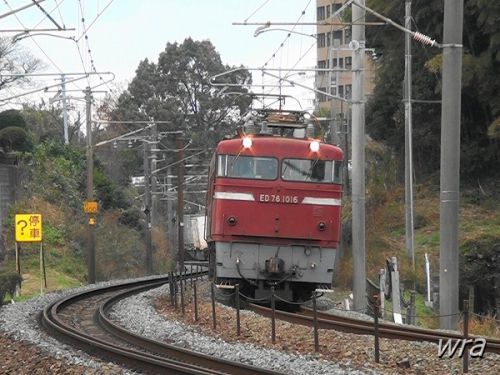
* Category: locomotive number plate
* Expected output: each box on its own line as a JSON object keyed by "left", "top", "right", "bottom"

{"left": 259, "top": 194, "right": 299, "bottom": 204}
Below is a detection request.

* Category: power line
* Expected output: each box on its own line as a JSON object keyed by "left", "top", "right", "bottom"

{"left": 243, "top": 0, "right": 271, "bottom": 23}
{"left": 53, "top": 0, "right": 66, "bottom": 27}
{"left": 261, "top": 0, "right": 313, "bottom": 68}
{"left": 76, "top": 0, "right": 115, "bottom": 42}
{"left": 76, "top": 0, "right": 114, "bottom": 93}
{"left": 3, "top": 0, "right": 65, "bottom": 73}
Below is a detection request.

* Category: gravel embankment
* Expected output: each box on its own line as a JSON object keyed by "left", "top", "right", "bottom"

{"left": 1, "top": 278, "right": 499, "bottom": 374}
{"left": 109, "top": 283, "right": 375, "bottom": 375}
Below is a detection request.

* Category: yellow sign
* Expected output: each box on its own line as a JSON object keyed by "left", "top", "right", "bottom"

{"left": 15, "top": 214, "right": 43, "bottom": 242}
{"left": 84, "top": 200, "right": 99, "bottom": 214}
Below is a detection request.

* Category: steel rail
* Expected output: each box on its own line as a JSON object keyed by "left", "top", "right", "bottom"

{"left": 40, "top": 273, "right": 283, "bottom": 374}
{"left": 248, "top": 303, "right": 500, "bottom": 354}
{"left": 98, "top": 280, "right": 281, "bottom": 375}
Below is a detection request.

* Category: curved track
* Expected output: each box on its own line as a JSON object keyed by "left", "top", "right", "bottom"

{"left": 248, "top": 303, "right": 500, "bottom": 354}
{"left": 40, "top": 274, "right": 283, "bottom": 375}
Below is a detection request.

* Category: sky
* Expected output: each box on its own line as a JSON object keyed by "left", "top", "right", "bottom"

{"left": 0, "top": 0, "right": 318, "bottom": 119}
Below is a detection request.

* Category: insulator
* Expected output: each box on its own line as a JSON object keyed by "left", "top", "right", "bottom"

{"left": 306, "top": 123, "right": 315, "bottom": 138}
{"left": 260, "top": 121, "right": 270, "bottom": 134}
{"left": 244, "top": 120, "right": 256, "bottom": 134}
{"left": 412, "top": 32, "right": 436, "bottom": 47}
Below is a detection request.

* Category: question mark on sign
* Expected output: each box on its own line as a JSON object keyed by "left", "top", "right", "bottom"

{"left": 17, "top": 220, "right": 28, "bottom": 235}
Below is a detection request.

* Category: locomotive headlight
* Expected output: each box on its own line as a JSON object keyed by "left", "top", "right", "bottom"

{"left": 227, "top": 216, "right": 237, "bottom": 226}
{"left": 309, "top": 140, "right": 320, "bottom": 152}
{"left": 242, "top": 136, "right": 252, "bottom": 149}
{"left": 318, "top": 222, "right": 326, "bottom": 231}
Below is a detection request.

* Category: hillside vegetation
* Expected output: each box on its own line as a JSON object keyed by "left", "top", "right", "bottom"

{"left": 0, "top": 141, "right": 173, "bottom": 301}
{"left": 335, "top": 142, "right": 500, "bottom": 321}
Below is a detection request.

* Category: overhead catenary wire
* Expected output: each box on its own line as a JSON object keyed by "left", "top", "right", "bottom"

{"left": 76, "top": 0, "right": 115, "bottom": 42}
{"left": 31, "top": 0, "right": 67, "bottom": 29}
{"left": 243, "top": 0, "right": 271, "bottom": 24}
{"left": 75, "top": 0, "right": 115, "bottom": 93}
{"left": 3, "top": 0, "right": 65, "bottom": 74}
{"left": 53, "top": 0, "right": 66, "bottom": 27}
{"left": 261, "top": 0, "right": 313, "bottom": 68}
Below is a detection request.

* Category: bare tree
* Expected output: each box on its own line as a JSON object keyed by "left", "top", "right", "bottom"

{"left": 0, "top": 37, "right": 42, "bottom": 92}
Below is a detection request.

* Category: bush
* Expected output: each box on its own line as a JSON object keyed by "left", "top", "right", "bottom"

{"left": 0, "top": 271, "right": 22, "bottom": 305}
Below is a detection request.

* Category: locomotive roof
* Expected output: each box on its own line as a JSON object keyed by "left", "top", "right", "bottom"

{"left": 216, "top": 136, "right": 343, "bottom": 160}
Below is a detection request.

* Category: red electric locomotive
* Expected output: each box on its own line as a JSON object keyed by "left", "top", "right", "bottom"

{"left": 205, "top": 109, "right": 343, "bottom": 301}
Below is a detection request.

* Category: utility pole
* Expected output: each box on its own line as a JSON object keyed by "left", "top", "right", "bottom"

{"left": 328, "top": 43, "right": 339, "bottom": 146}
{"left": 404, "top": 0, "right": 415, "bottom": 268}
{"left": 439, "top": 0, "right": 463, "bottom": 330}
{"left": 166, "top": 166, "right": 177, "bottom": 258}
{"left": 77, "top": 111, "right": 81, "bottom": 144}
{"left": 176, "top": 133, "right": 185, "bottom": 272}
{"left": 61, "top": 75, "right": 69, "bottom": 144}
{"left": 143, "top": 140, "right": 153, "bottom": 275}
{"left": 351, "top": 0, "right": 366, "bottom": 311}
{"left": 151, "top": 124, "right": 158, "bottom": 227}
{"left": 85, "top": 87, "right": 96, "bottom": 284}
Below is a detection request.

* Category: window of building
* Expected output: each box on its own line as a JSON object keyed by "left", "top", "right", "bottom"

{"left": 344, "top": 28, "right": 352, "bottom": 44}
{"left": 332, "top": 30, "right": 343, "bottom": 45}
{"left": 317, "top": 87, "right": 327, "bottom": 102}
{"left": 318, "top": 60, "right": 326, "bottom": 75}
{"left": 345, "top": 56, "right": 352, "bottom": 69}
{"left": 317, "top": 6, "right": 325, "bottom": 21}
{"left": 332, "top": 3, "right": 342, "bottom": 13}
{"left": 330, "top": 86, "right": 337, "bottom": 96}
{"left": 330, "top": 71, "right": 336, "bottom": 85}
{"left": 326, "top": 31, "right": 331, "bottom": 47}
{"left": 217, "top": 155, "right": 278, "bottom": 180}
{"left": 317, "top": 33, "right": 326, "bottom": 48}
{"left": 326, "top": 5, "right": 331, "bottom": 18}
{"left": 338, "top": 85, "right": 344, "bottom": 98}
{"left": 333, "top": 57, "right": 344, "bottom": 68}
{"left": 345, "top": 84, "right": 352, "bottom": 99}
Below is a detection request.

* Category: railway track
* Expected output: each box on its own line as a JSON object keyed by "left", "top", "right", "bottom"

{"left": 248, "top": 303, "right": 500, "bottom": 355}
{"left": 40, "top": 273, "right": 283, "bottom": 375}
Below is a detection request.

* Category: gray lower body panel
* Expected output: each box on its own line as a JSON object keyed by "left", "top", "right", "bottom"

{"left": 215, "top": 241, "right": 335, "bottom": 284}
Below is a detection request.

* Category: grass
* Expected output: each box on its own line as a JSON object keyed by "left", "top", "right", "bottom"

{"left": 1, "top": 242, "right": 86, "bottom": 303}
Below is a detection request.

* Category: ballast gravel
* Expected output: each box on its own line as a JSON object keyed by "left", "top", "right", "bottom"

{"left": 109, "top": 283, "right": 376, "bottom": 375}
{"left": 0, "top": 278, "right": 374, "bottom": 374}
{"left": 2, "top": 277, "right": 499, "bottom": 374}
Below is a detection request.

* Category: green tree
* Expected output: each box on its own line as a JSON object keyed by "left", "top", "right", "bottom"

{"left": 0, "top": 109, "right": 33, "bottom": 153}
{"left": 365, "top": 0, "right": 500, "bottom": 179}
{"left": 111, "top": 38, "right": 252, "bottom": 149}
{"left": 21, "top": 104, "right": 65, "bottom": 143}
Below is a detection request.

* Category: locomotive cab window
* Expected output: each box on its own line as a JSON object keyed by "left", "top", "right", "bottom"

{"left": 282, "top": 158, "right": 342, "bottom": 184}
{"left": 217, "top": 155, "right": 277, "bottom": 180}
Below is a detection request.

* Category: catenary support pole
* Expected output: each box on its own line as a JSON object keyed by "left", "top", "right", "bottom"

{"left": 85, "top": 87, "right": 96, "bottom": 284}
{"left": 143, "top": 139, "right": 153, "bottom": 275}
{"left": 351, "top": 0, "right": 366, "bottom": 312}
{"left": 166, "top": 166, "right": 177, "bottom": 255}
{"left": 151, "top": 123, "right": 158, "bottom": 226}
{"left": 404, "top": 0, "right": 415, "bottom": 268}
{"left": 61, "top": 75, "right": 69, "bottom": 144}
{"left": 176, "top": 133, "right": 185, "bottom": 272}
{"left": 439, "top": 0, "right": 463, "bottom": 330}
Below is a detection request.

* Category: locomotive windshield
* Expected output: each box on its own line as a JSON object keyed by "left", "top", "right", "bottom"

{"left": 282, "top": 159, "right": 342, "bottom": 184}
{"left": 217, "top": 155, "right": 278, "bottom": 180}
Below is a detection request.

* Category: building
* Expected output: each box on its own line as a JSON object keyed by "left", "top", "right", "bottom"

{"left": 315, "top": 0, "right": 375, "bottom": 118}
